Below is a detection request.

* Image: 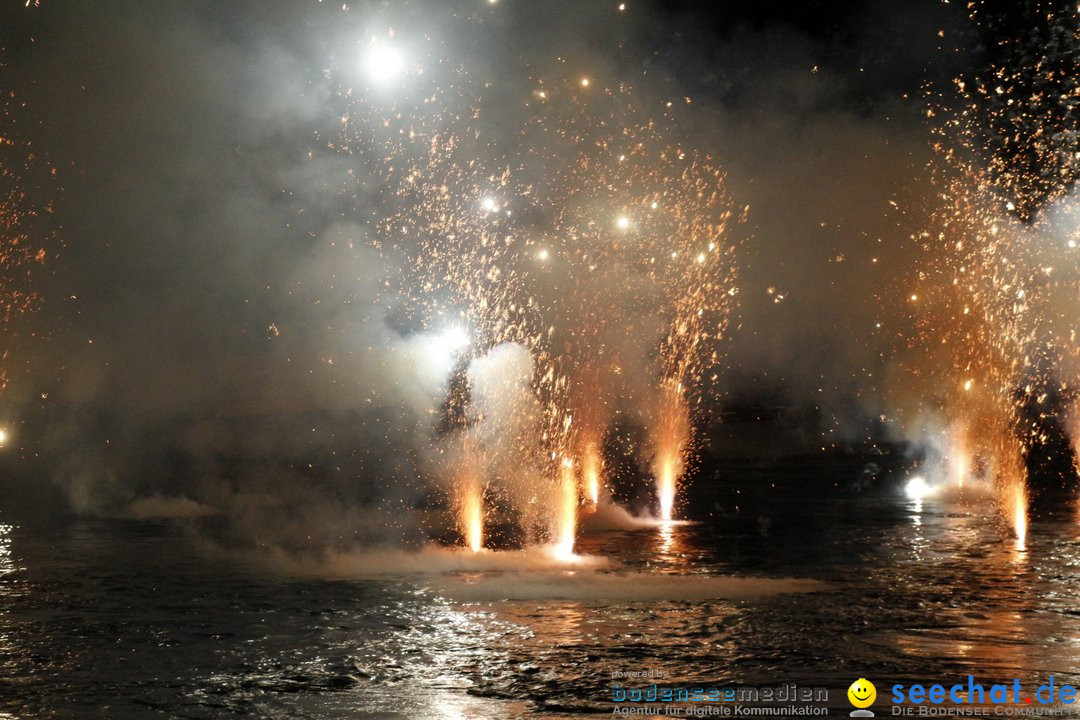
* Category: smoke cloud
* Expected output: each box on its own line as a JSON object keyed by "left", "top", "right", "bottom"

{"left": 0, "top": 0, "right": 1012, "bottom": 549}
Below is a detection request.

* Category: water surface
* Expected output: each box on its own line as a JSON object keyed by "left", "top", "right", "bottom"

{"left": 1, "top": 460, "right": 1078, "bottom": 718}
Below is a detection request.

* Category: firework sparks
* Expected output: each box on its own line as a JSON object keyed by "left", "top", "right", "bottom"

{"left": 0, "top": 83, "right": 56, "bottom": 396}
{"left": 900, "top": 3, "right": 1080, "bottom": 543}
{"left": 337, "top": 64, "right": 739, "bottom": 550}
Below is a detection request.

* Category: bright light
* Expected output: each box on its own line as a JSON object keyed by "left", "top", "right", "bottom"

{"left": 461, "top": 483, "right": 484, "bottom": 553}
{"left": 616, "top": 215, "right": 630, "bottom": 230}
{"left": 905, "top": 476, "right": 930, "bottom": 501}
{"left": 363, "top": 40, "right": 405, "bottom": 87}
{"left": 1012, "top": 484, "right": 1028, "bottom": 550}
{"left": 537, "top": 249, "right": 550, "bottom": 261}
{"left": 0, "top": 429, "right": 7, "bottom": 446}
{"left": 439, "top": 326, "right": 470, "bottom": 352}
{"left": 582, "top": 442, "right": 602, "bottom": 506}
{"left": 551, "top": 457, "right": 578, "bottom": 560}
{"left": 420, "top": 326, "right": 470, "bottom": 374}
{"left": 480, "top": 196, "right": 498, "bottom": 212}
{"left": 656, "top": 455, "right": 678, "bottom": 520}
{"left": 580, "top": 77, "right": 590, "bottom": 88}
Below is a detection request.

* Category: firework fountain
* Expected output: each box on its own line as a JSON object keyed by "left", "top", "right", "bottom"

{"left": 334, "top": 36, "right": 739, "bottom": 555}
{"left": 900, "top": 2, "right": 1080, "bottom": 545}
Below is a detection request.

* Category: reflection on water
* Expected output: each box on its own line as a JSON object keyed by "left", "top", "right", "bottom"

{"left": 0, "top": 475, "right": 1079, "bottom": 718}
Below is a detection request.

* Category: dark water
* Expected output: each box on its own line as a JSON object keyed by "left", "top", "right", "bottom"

{"left": 2, "top": 460, "right": 1079, "bottom": 718}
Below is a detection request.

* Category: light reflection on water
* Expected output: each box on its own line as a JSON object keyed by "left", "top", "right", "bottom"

{"left": 0, "top": 481, "right": 1078, "bottom": 718}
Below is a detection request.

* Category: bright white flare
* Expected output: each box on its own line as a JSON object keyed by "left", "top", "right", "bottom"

{"left": 480, "top": 196, "right": 498, "bottom": 212}
{"left": 905, "top": 476, "right": 930, "bottom": 501}
{"left": 616, "top": 215, "right": 630, "bottom": 230}
{"left": 438, "top": 326, "right": 470, "bottom": 352}
{"left": 0, "top": 429, "right": 7, "bottom": 446}
{"left": 363, "top": 41, "right": 405, "bottom": 86}
{"left": 421, "top": 326, "right": 470, "bottom": 374}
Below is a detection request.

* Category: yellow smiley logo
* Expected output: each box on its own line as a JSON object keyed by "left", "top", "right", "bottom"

{"left": 847, "top": 678, "right": 876, "bottom": 708}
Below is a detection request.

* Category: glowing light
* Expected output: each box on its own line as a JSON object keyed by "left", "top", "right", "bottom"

{"left": 537, "top": 248, "right": 549, "bottom": 261}
{"left": 581, "top": 442, "right": 602, "bottom": 506}
{"left": 439, "top": 326, "right": 470, "bottom": 352}
{"left": 656, "top": 455, "right": 678, "bottom": 520}
{"left": 580, "top": 77, "right": 590, "bottom": 88}
{"left": 552, "top": 457, "right": 577, "bottom": 559}
{"left": 615, "top": 215, "right": 630, "bottom": 230}
{"left": 963, "top": 379, "right": 973, "bottom": 391}
{"left": 362, "top": 40, "right": 405, "bottom": 87}
{"left": 461, "top": 483, "right": 484, "bottom": 553}
{"left": 947, "top": 428, "right": 969, "bottom": 489}
{"left": 0, "top": 429, "right": 7, "bottom": 446}
{"left": 480, "top": 196, "right": 498, "bottom": 213}
{"left": 652, "top": 378, "right": 689, "bottom": 521}
{"left": 1012, "top": 485, "right": 1028, "bottom": 550}
{"left": 421, "top": 326, "right": 470, "bottom": 373}
{"left": 905, "top": 476, "right": 930, "bottom": 501}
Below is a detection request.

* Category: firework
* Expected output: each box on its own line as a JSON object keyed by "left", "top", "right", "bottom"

{"left": 0, "top": 81, "right": 57, "bottom": 395}
{"left": 580, "top": 437, "right": 603, "bottom": 506}
{"left": 337, "top": 48, "right": 738, "bottom": 551}
{"left": 552, "top": 456, "right": 577, "bottom": 559}
{"left": 902, "top": 2, "right": 1080, "bottom": 543}
{"left": 450, "top": 436, "right": 486, "bottom": 553}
